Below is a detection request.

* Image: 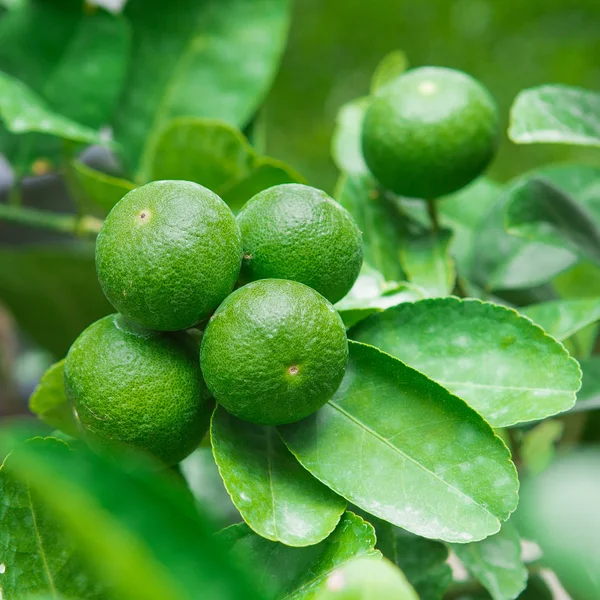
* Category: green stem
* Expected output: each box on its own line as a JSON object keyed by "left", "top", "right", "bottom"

{"left": 427, "top": 198, "right": 440, "bottom": 232}
{"left": 0, "top": 203, "right": 102, "bottom": 237}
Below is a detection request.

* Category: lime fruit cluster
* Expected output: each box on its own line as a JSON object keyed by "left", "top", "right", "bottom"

{"left": 362, "top": 66, "right": 499, "bottom": 199}
{"left": 65, "top": 179, "right": 361, "bottom": 463}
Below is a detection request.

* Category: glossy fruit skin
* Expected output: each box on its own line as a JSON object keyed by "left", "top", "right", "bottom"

{"left": 64, "top": 313, "right": 213, "bottom": 466}
{"left": 237, "top": 184, "right": 363, "bottom": 304}
{"left": 96, "top": 180, "right": 242, "bottom": 331}
{"left": 362, "top": 66, "right": 499, "bottom": 199}
{"left": 317, "top": 557, "right": 418, "bottom": 600}
{"left": 200, "top": 279, "right": 348, "bottom": 426}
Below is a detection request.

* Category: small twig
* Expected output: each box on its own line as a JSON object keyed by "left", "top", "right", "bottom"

{"left": 427, "top": 198, "right": 440, "bottom": 233}
{"left": 0, "top": 203, "right": 102, "bottom": 237}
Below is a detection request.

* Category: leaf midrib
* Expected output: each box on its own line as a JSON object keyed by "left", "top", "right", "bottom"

{"left": 328, "top": 400, "right": 495, "bottom": 519}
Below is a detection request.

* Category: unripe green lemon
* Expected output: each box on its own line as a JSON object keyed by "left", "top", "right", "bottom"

{"left": 317, "top": 557, "right": 418, "bottom": 600}
{"left": 237, "top": 184, "right": 363, "bottom": 304}
{"left": 64, "top": 314, "right": 213, "bottom": 466}
{"left": 96, "top": 180, "right": 242, "bottom": 331}
{"left": 362, "top": 66, "right": 499, "bottom": 199}
{"left": 200, "top": 279, "right": 348, "bottom": 425}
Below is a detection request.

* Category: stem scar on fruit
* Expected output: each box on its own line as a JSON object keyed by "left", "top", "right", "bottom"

{"left": 288, "top": 365, "right": 299, "bottom": 376}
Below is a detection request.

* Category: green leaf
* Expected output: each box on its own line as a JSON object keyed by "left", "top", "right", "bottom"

{"left": 331, "top": 97, "right": 369, "bottom": 174}
{"left": 570, "top": 356, "right": 600, "bottom": 413}
{"left": 73, "top": 160, "right": 136, "bottom": 213}
{"left": 0, "top": 437, "right": 105, "bottom": 600}
{"left": 400, "top": 229, "right": 456, "bottom": 297}
{"left": 0, "top": 71, "right": 105, "bottom": 144}
{"left": 0, "top": 243, "right": 113, "bottom": 357}
{"left": 452, "top": 521, "right": 528, "bottom": 600}
{"left": 336, "top": 173, "right": 405, "bottom": 282}
{"left": 314, "top": 556, "right": 418, "bottom": 600}
{"left": 509, "top": 85, "right": 600, "bottom": 148}
{"left": 351, "top": 298, "right": 581, "bottom": 427}
{"left": 520, "top": 298, "right": 600, "bottom": 342}
{"left": 149, "top": 118, "right": 255, "bottom": 191}
{"left": 211, "top": 406, "right": 346, "bottom": 547}
{"left": 367, "top": 517, "right": 451, "bottom": 600}
{"left": 0, "top": 426, "right": 265, "bottom": 600}
{"left": 370, "top": 50, "right": 409, "bottom": 94}
{"left": 218, "top": 511, "right": 379, "bottom": 600}
{"left": 280, "top": 342, "right": 518, "bottom": 543}
{"left": 335, "top": 267, "right": 426, "bottom": 329}
{"left": 179, "top": 447, "right": 240, "bottom": 531}
{"left": 521, "top": 420, "right": 564, "bottom": 475}
{"left": 220, "top": 156, "right": 306, "bottom": 213}
{"left": 505, "top": 177, "right": 600, "bottom": 266}
{"left": 28, "top": 360, "right": 79, "bottom": 438}
{"left": 115, "top": 0, "right": 291, "bottom": 180}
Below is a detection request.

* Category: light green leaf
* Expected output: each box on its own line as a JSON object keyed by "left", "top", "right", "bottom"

{"left": 211, "top": 406, "right": 346, "bottom": 547}
{"left": 370, "top": 50, "right": 409, "bottom": 93}
{"left": 520, "top": 298, "right": 600, "bottom": 342}
{"left": 73, "top": 160, "right": 136, "bottom": 213}
{"left": 331, "top": 97, "right": 369, "bottom": 174}
{"left": 365, "top": 516, "right": 451, "bottom": 600}
{"left": 0, "top": 243, "right": 112, "bottom": 357}
{"left": 351, "top": 298, "right": 582, "bottom": 427}
{"left": 180, "top": 447, "right": 241, "bottom": 531}
{"left": 452, "top": 522, "right": 528, "bottom": 600}
{"left": 400, "top": 229, "right": 456, "bottom": 297}
{"left": 280, "top": 342, "right": 518, "bottom": 543}
{"left": 570, "top": 356, "right": 600, "bottom": 413}
{"left": 28, "top": 360, "right": 79, "bottom": 438}
{"left": 336, "top": 173, "right": 405, "bottom": 282}
{"left": 116, "top": 0, "right": 291, "bottom": 180}
{"left": 335, "top": 267, "right": 426, "bottom": 329}
{"left": 218, "top": 511, "right": 379, "bottom": 600}
{"left": 0, "top": 437, "right": 105, "bottom": 600}
{"left": 149, "top": 118, "right": 255, "bottom": 191}
{"left": 0, "top": 426, "right": 265, "bottom": 600}
{"left": 505, "top": 177, "right": 600, "bottom": 266}
{"left": 521, "top": 420, "right": 564, "bottom": 475}
{"left": 315, "top": 556, "right": 418, "bottom": 600}
{"left": 220, "top": 156, "right": 305, "bottom": 213}
{"left": 509, "top": 85, "right": 600, "bottom": 148}
{"left": 0, "top": 71, "right": 104, "bottom": 144}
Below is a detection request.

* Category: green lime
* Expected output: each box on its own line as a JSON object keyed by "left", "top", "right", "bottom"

{"left": 362, "top": 66, "right": 499, "bottom": 199}
{"left": 96, "top": 180, "right": 242, "bottom": 331}
{"left": 200, "top": 279, "right": 348, "bottom": 425}
{"left": 237, "top": 184, "right": 363, "bottom": 304}
{"left": 317, "top": 557, "right": 418, "bottom": 600}
{"left": 64, "top": 313, "right": 213, "bottom": 466}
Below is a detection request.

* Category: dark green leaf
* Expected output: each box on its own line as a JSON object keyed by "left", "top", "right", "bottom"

{"left": 351, "top": 298, "right": 581, "bottom": 427}
{"left": 505, "top": 177, "right": 600, "bottom": 266}
{"left": 314, "top": 556, "right": 418, "bottom": 600}
{"left": 73, "top": 160, "right": 136, "bottom": 213}
{"left": 0, "top": 437, "right": 104, "bottom": 599}
{"left": 0, "top": 71, "right": 104, "bottom": 144}
{"left": 180, "top": 448, "right": 240, "bottom": 531}
{"left": 336, "top": 173, "right": 405, "bottom": 282}
{"left": 220, "top": 156, "right": 305, "bottom": 213}
{"left": 218, "top": 511, "right": 379, "bottom": 600}
{"left": 509, "top": 85, "right": 600, "bottom": 148}
{"left": 452, "top": 522, "right": 528, "bottom": 600}
{"left": 0, "top": 425, "right": 265, "bottom": 600}
{"left": 280, "top": 342, "right": 518, "bottom": 543}
{"left": 520, "top": 298, "right": 600, "bottom": 342}
{"left": 211, "top": 406, "right": 346, "bottom": 547}
{"left": 570, "top": 356, "right": 600, "bottom": 413}
{"left": 370, "top": 50, "right": 409, "bottom": 94}
{"left": 521, "top": 420, "right": 564, "bottom": 475}
{"left": 115, "top": 0, "right": 291, "bottom": 180}
{"left": 0, "top": 243, "right": 113, "bottom": 357}
{"left": 149, "top": 118, "right": 255, "bottom": 191}
{"left": 331, "top": 97, "right": 369, "bottom": 175}
{"left": 400, "top": 229, "right": 456, "bottom": 297}
{"left": 28, "top": 360, "right": 79, "bottom": 437}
